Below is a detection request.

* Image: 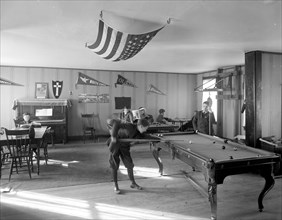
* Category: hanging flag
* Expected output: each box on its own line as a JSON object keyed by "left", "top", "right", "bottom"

{"left": 52, "top": 80, "right": 63, "bottom": 99}
{"left": 76, "top": 72, "right": 109, "bottom": 87}
{"left": 0, "top": 77, "right": 23, "bottom": 86}
{"left": 147, "top": 84, "right": 166, "bottom": 95}
{"left": 86, "top": 19, "right": 164, "bottom": 61}
{"left": 115, "top": 74, "right": 137, "bottom": 88}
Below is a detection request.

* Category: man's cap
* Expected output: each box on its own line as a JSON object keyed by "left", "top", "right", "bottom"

{"left": 137, "top": 118, "right": 150, "bottom": 127}
{"left": 159, "top": 109, "right": 165, "bottom": 113}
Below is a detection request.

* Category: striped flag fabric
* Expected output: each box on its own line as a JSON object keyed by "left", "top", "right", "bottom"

{"left": 87, "top": 19, "right": 164, "bottom": 61}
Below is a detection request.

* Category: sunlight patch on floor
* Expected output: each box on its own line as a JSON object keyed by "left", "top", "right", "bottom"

{"left": 0, "top": 191, "right": 210, "bottom": 220}
{"left": 94, "top": 203, "right": 209, "bottom": 220}
{"left": 119, "top": 165, "right": 173, "bottom": 179}
{"left": 46, "top": 159, "right": 80, "bottom": 167}
{"left": 1, "top": 191, "right": 92, "bottom": 219}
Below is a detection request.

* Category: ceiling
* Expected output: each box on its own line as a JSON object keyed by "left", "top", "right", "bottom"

{"left": 1, "top": 0, "right": 281, "bottom": 74}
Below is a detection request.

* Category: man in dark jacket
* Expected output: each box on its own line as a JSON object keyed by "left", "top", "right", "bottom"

{"left": 106, "top": 118, "right": 158, "bottom": 194}
{"left": 192, "top": 101, "right": 216, "bottom": 135}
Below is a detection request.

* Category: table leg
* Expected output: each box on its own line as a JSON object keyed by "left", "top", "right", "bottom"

{"left": 208, "top": 181, "right": 217, "bottom": 220}
{"left": 37, "top": 143, "right": 40, "bottom": 175}
{"left": 206, "top": 159, "right": 217, "bottom": 220}
{"left": 258, "top": 165, "right": 275, "bottom": 212}
{"left": 152, "top": 145, "right": 163, "bottom": 176}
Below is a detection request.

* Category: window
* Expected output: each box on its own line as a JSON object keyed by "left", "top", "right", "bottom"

{"left": 202, "top": 78, "right": 217, "bottom": 121}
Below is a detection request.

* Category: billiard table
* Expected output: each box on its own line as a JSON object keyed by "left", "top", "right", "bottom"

{"left": 150, "top": 131, "right": 280, "bottom": 220}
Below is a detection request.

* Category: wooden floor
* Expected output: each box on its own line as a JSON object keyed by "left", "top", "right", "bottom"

{"left": 1, "top": 140, "right": 281, "bottom": 220}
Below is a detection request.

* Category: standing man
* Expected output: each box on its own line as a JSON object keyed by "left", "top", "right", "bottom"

{"left": 106, "top": 118, "right": 158, "bottom": 194}
{"left": 192, "top": 101, "right": 216, "bottom": 135}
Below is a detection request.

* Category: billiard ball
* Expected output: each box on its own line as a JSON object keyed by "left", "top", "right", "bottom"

{"left": 224, "top": 139, "right": 228, "bottom": 143}
{"left": 213, "top": 141, "right": 216, "bottom": 144}
{"left": 222, "top": 146, "right": 225, "bottom": 149}
{"left": 189, "top": 140, "right": 192, "bottom": 144}
{"left": 233, "top": 147, "right": 237, "bottom": 151}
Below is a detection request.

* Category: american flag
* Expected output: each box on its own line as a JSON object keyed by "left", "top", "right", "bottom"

{"left": 87, "top": 19, "right": 164, "bottom": 61}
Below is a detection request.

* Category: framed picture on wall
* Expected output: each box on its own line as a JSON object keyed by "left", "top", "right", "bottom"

{"left": 35, "top": 82, "right": 49, "bottom": 99}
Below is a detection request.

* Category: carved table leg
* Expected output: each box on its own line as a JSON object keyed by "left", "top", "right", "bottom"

{"left": 258, "top": 166, "right": 275, "bottom": 212}
{"left": 208, "top": 180, "right": 217, "bottom": 220}
{"left": 152, "top": 145, "right": 163, "bottom": 176}
{"left": 207, "top": 159, "right": 217, "bottom": 220}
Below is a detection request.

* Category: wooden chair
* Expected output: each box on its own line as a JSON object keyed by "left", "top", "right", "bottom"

{"left": 1, "top": 127, "right": 11, "bottom": 179}
{"left": 81, "top": 113, "right": 95, "bottom": 143}
{"left": 4, "top": 128, "right": 33, "bottom": 181}
{"left": 13, "top": 118, "right": 23, "bottom": 127}
{"left": 92, "top": 113, "right": 109, "bottom": 142}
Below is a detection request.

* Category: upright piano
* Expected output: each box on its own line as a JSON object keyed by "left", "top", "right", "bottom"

{"left": 13, "top": 99, "right": 72, "bottom": 144}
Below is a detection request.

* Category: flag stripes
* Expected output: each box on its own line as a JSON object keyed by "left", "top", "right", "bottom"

{"left": 87, "top": 19, "right": 163, "bottom": 61}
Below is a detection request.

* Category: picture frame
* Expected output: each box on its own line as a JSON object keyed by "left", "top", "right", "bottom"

{"left": 35, "top": 82, "right": 49, "bottom": 99}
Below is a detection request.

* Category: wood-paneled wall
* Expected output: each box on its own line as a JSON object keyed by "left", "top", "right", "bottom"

{"left": 0, "top": 66, "right": 197, "bottom": 137}
{"left": 261, "top": 53, "right": 282, "bottom": 138}
{"left": 245, "top": 51, "right": 281, "bottom": 147}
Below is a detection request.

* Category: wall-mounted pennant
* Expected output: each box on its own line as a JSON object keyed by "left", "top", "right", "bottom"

{"left": 115, "top": 74, "right": 137, "bottom": 88}
{"left": 0, "top": 77, "right": 23, "bottom": 86}
{"left": 52, "top": 80, "right": 63, "bottom": 99}
{"left": 76, "top": 72, "right": 109, "bottom": 87}
{"left": 147, "top": 84, "right": 166, "bottom": 95}
{"left": 78, "top": 93, "right": 110, "bottom": 103}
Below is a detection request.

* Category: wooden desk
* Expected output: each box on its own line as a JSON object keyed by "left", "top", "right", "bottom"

{"left": 33, "top": 119, "right": 67, "bottom": 144}
{"left": 0, "top": 126, "right": 47, "bottom": 175}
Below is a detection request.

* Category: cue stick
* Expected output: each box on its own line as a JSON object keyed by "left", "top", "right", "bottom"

{"left": 209, "top": 112, "right": 211, "bottom": 135}
{"left": 117, "top": 138, "right": 188, "bottom": 143}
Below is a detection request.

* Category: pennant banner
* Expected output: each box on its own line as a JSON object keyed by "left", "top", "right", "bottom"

{"left": 115, "top": 74, "right": 137, "bottom": 88}
{"left": 87, "top": 19, "right": 164, "bottom": 61}
{"left": 78, "top": 93, "right": 110, "bottom": 103}
{"left": 76, "top": 72, "right": 109, "bottom": 87}
{"left": 0, "top": 77, "right": 23, "bottom": 86}
{"left": 147, "top": 84, "right": 166, "bottom": 95}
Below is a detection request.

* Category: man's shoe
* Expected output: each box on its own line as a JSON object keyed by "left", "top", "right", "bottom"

{"left": 114, "top": 187, "right": 121, "bottom": 194}
{"left": 130, "top": 183, "right": 143, "bottom": 190}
